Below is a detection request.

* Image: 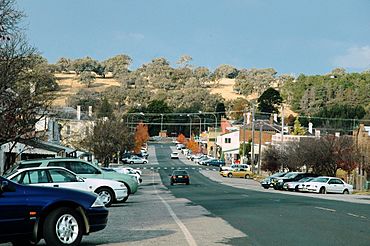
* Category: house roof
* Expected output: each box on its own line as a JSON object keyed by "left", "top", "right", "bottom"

{"left": 18, "top": 139, "right": 75, "bottom": 154}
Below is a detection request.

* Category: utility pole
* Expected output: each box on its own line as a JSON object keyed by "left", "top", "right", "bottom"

{"left": 251, "top": 104, "right": 255, "bottom": 173}
{"left": 242, "top": 109, "right": 246, "bottom": 164}
{"left": 281, "top": 105, "right": 284, "bottom": 143}
{"left": 258, "top": 122, "right": 262, "bottom": 175}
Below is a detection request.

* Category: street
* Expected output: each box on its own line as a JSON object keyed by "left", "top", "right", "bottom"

{"left": 4, "top": 143, "right": 370, "bottom": 246}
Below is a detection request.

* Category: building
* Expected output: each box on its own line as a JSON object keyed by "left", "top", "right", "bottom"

{"left": 353, "top": 124, "right": 370, "bottom": 190}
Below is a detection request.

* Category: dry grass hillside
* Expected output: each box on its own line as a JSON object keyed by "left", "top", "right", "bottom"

{"left": 52, "top": 74, "right": 296, "bottom": 116}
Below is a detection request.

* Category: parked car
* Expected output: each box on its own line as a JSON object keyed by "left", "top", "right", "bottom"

{"left": 102, "top": 167, "right": 143, "bottom": 184}
{"left": 5, "top": 166, "right": 127, "bottom": 207}
{"left": 199, "top": 157, "right": 217, "bottom": 165}
{"left": 206, "top": 159, "right": 226, "bottom": 167}
{"left": 6, "top": 158, "right": 138, "bottom": 202}
{"left": 220, "top": 164, "right": 250, "bottom": 172}
{"left": 123, "top": 155, "right": 148, "bottom": 164}
{"left": 170, "top": 152, "right": 179, "bottom": 159}
{"left": 0, "top": 176, "right": 108, "bottom": 246}
{"left": 176, "top": 143, "right": 185, "bottom": 150}
{"left": 170, "top": 170, "right": 190, "bottom": 185}
{"left": 260, "top": 172, "right": 288, "bottom": 189}
{"left": 271, "top": 172, "right": 318, "bottom": 190}
{"left": 283, "top": 177, "right": 316, "bottom": 191}
{"left": 303, "top": 176, "right": 353, "bottom": 194}
{"left": 220, "top": 168, "right": 253, "bottom": 179}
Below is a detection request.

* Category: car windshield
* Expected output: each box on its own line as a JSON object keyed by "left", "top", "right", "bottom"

{"left": 298, "top": 177, "right": 313, "bottom": 182}
{"left": 285, "top": 173, "right": 299, "bottom": 178}
{"left": 173, "top": 171, "right": 188, "bottom": 175}
{"left": 270, "top": 172, "right": 286, "bottom": 178}
{"left": 311, "top": 177, "right": 329, "bottom": 183}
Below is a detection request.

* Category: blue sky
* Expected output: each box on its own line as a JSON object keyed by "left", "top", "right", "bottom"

{"left": 18, "top": 0, "right": 370, "bottom": 75}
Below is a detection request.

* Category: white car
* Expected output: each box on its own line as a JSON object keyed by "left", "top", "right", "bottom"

{"left": 220, "top": 164, "right": 250, "bottom": 172}
{"left": 170, "top": 152, "right": 179, "bottom": 159}
{"left": 124, "top": 155, "right": 148, "bottom": 164}
{"left": 6, "top": 166, "right": 128, "bottom": 207}
{"left": 303, "top": 176, "right": 353, "bottom": 194}
{"left": 110, "top": 167, "right": 142, "bottom": 184}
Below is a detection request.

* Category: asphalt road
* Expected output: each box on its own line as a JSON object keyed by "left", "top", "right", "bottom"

{"left": 2, "top": 142, "right": 370, "bottom": 246}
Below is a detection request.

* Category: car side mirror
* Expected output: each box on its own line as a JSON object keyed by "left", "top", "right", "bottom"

{"left": 0, "top": 181, "right": 16, "bottom": 193}
{"left": 76, "top": 177, "right": 85, "bottom": 182}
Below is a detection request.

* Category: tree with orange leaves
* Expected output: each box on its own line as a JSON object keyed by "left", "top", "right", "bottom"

{"left": 186, "top": 139, "right": 200, "bottom": 153}
{"left": 134, "top": 122, "right": 149, "bottom": 153}
{"left": 177, "top": 133, "right": 187, "bottom": 144}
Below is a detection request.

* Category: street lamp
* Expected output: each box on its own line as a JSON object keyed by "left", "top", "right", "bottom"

{"left": 160, "top": 113, "right": 164, "bottom": 133}
{"left": 187, "top": 114, "right": 192, "bottom": 138}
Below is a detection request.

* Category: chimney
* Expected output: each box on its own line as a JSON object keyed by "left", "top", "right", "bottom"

{"left": 77, "top": 105, "right": 81, "bottom": 120}
{"left": 88, "top": 106, "right": 92, "bottom": 117}
{"left": 308, "top": 122, "right": 313, "bottom": 134}
{"left": 315, "top": 129, "right": 320, "bottom": 138}
{"left": 246, "top": 112, "right": 251, "bottom": 125}
{"left": 335, "top": 132, "right": 340, "bottom": 137}
{"left": 273, "top": 113, "right": 278, "bottom": 123}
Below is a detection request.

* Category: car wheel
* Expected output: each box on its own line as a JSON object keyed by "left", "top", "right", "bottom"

{"left": 95, "top": 187, "right": 114, "bottom": 207}
{"left": 244, "top": 174, "right": 250, "bottom": 179}
{"left": 115, "top": 183, "right": 130, "bottom": 203}
{"left": 343, "top": 189, "right": 349, "bottom": 194}
{"left": 130, "top": 161, "right": 134, "bottom": 164}
{"left": 319, "top": 187, "right": 326, "bottom": 194}
{"left": 43, "top": 207, "right": 83, "bottom": 246}
{"left": 227, "top": 173, "right": 233, "bottom": 178}
{"left": 263, "top": 186, "right": 269, "bottom": 189}
{"left": 143, "top": 161, "right": 148, "bottom": 164}
{"left": 295, "top": 186, "right": 299, "bottom": 192}
{"left": 170, "top": 182, "right": 174, "bottom": 186}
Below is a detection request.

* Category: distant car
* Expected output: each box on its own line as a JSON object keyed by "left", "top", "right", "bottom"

{"left": 260, "top": 172, "right": 288, "bottom": 189}
{"left": 170, "top": 152, "right": 179, "bottom": 159}
{"left": 102, "top": 167, "right": 142, "bottom": 184}
{"left": 206, "top": 159, "right": 225, "bottom": 167}
{"left": 220, "top": 164, "right": 250, "bottom": 171}
{"left": 0, "top": 176, "right": 108, "bottom": 246}
{"left": 5, "top": 158, "right": 138, "bottom": 203}
{"left": 272, "top": 172, "right": 318, "bottom": 190}
{"left": 176, "top": 143, "right": 185, "bottom": 150}
{"left": 199, "top": 157, "right": 217, "bottom": 165}
{"left": 124, "top": 155, "right": 148, "bottom": 164}
{"left": 220, "top": 168, "right": 253, "bottom": 179}
{"left": 303, "top": 176, "right": 353, "bottom": 194}
{"left": 170, "top": 170, "right": 190, "bottom": 185}
{"left": 5, "top": 166, "right": 128, "bottom": 207}
{"left": 283, "top": 177, "right": 315, "bottom": 191}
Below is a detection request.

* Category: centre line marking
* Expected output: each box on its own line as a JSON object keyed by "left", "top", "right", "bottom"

{"left": 152, "top": 174, "right": 197, "bottom": 246}
{"left": 315, "top": 207, "right": 336, "bottom": 212}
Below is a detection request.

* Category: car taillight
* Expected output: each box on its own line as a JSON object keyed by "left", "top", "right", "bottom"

{"left": 184, "top": 176, "right": 188, "bottom": 178}
{"left": 172, "top": 176, "right": 176, "bottom": 179}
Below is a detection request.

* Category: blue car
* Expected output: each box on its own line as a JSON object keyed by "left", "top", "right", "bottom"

{"left": 0, "top": 176, "right": 108, "bottom": 246}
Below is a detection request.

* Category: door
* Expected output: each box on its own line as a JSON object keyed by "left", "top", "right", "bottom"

{"left": 48, "top": 169, "right": 89, "bottom": 192}
{"left": 327, "top": 178, "right": 342, "bottom": 193}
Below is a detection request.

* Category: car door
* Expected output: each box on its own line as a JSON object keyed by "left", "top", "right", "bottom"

{"left": 233, "top": 168, "right": 242, "bottom": 178}
{"left": 331, "top": 178, "right": 345, "bottom": 193}
{"left": 0, "top": 178, "right": 31, "bottom": 239}
{"left": 48, "top": 169, "right": 89, "bottom": 192}
{"left": 327, "top": 178, "right": 340, "bottom": 193}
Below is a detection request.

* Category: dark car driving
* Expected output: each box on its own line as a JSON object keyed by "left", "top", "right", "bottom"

{"left": 170, "top": 170, "right": 190, "bottom": 185}
{"left": 260, "top": 172, "right": 287, "bottom": 189}
{"left": 0, "top": 176, "right": 108, "bottom": 246}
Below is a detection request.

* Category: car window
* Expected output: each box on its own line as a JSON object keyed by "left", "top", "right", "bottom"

{"left": 312, "top": 177, "right": 329, "bottom": 183}
{"left": 48, "top": 161, "right": 69, "bottom": 168}
{"left": 21, "top": 170, "right": 49, "bottom": 184}
{"left": 9, "top": 172, "right": 24, "bottom": 183}
{"left": 49, "top": 169, "right": 77, "bottom": 182}
{"left": 68, "top": 162, "right": 100, "bottom": 174}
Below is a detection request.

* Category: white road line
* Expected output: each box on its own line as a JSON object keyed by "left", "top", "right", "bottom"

{"left": 347, "top": 213, "right": 359, "bottom": 218}
{"left": 164, "top": 167, "right": 168, "bottom": 169}
{"left": 172, "top": 167, "right": 175, "bottom": 169}
{"left": 152, "top": 174, "right": 197, "bottom": 246}
{"left": 157, "top": 167, "right": 161, "bottom": 170}
{"left": 143, "top": 167, "right": 147, "bottom": 169}
{"left": 185, "top": 168, "right": 188, "bottom": 169}
{"left": 150, "top": 167, "right": 154, "bottom": 170}
{"left": 315, "top": 207, "right": 336, "bottom": 212}
{"left": 192, "top": 168, "right": 195, "bottom": 170}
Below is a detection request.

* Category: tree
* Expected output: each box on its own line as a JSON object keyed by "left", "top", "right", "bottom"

{"left": 81, "top": 119, "right": 133, "bottom": 167}
{"left": 0, "top": 1, "right": 55, "bottom": 147}
{"left": 79, "top": 71, "right": 96, "bottom": 88}
{"left": 292, "top": 118, "right": 306, "bottom": 135}
{"left": 228, "top": 98, "right": 251, "bottom": 120}
{"left": 97, "top": 97, "right": 113, "bottom": 119}
{"left": 134, "top": 123, "right": 149, "bottom": 153}
{"left": 103, "top": 54, "right": 132, "bottom": 77}
{"left": 213, "top": 64, "right": 238, "bottom": 79}
{"left": 177, "top": 133, "right": 186, "bottom": 144}
{"left": 257, "top": 87, "right": 282, "bottom": 113}
{"left": 235, "top": 68, "right": 277, "bottom": 97}
{"left": 71, "top": 56, "right": 101, "bottom": 74}
{"left": 176, "top": 55, "right": 192, "bottom": 68}
{"left": 55, "top": 57, "right": 72, "bottom": 72}
{"left": 239, "top": 141, "right": 251, "bottom": 163}
{"left": 261, "top": 145, "right": 281, "bottom": 173}
{"left": 186, "top": 139, "right": 200, "bottom": 153}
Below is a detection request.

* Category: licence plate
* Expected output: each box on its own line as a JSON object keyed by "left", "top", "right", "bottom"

{"left": 178, "top": 176, "right": 183, "bottom": 178}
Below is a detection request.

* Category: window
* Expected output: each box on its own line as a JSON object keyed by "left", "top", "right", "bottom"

{"left": 225, "top": 138, "right": 231, "bottom": 143}
{"left": 22, "top": 170, "right": 49, "bottom": 184}
{"left": 49, "top": 169, "right": 77, "bottom": 183}
{"left": 66, "top": 125, "right": 71, "bottom": 135}
{"left": 69, "top": 162, "right": 100, "bottom": 174}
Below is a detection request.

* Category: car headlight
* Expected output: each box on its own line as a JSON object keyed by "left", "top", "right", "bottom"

{"left": 91, "top": 196, "right": 105, "bottom": 208}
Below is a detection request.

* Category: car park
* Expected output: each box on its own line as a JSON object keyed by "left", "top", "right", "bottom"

{"left": 170, "top": 152, "right": 179, "bottom": 159}
{"left": 303, "top": 176, "right": 353, "bottom": 194}
{"left": 283, "top": 177, "right": 315, "bottom": 191}
{"left": 260, "top": 172, "right": 288, "bottom": 189}
{"left": 170, "top": 170, "right": 190, "bottom": 185}
{"left": 6, "top": 158, "right": 138, "bottom": 202}
{"left": 0, "top": 176, "right": 108, "bottom": 246}
{"left": 220, "top": 168, "right": 253, "bottom": 179}
{"left": 271, "top": 172, "right": 318, "bottom": 190}
{"left": 5, "top": 166, "right": 127, "bottom": 207}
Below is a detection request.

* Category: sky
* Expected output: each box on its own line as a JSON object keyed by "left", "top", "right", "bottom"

{"left": 17, "top": 0, "right": 370, "bottom": 75}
